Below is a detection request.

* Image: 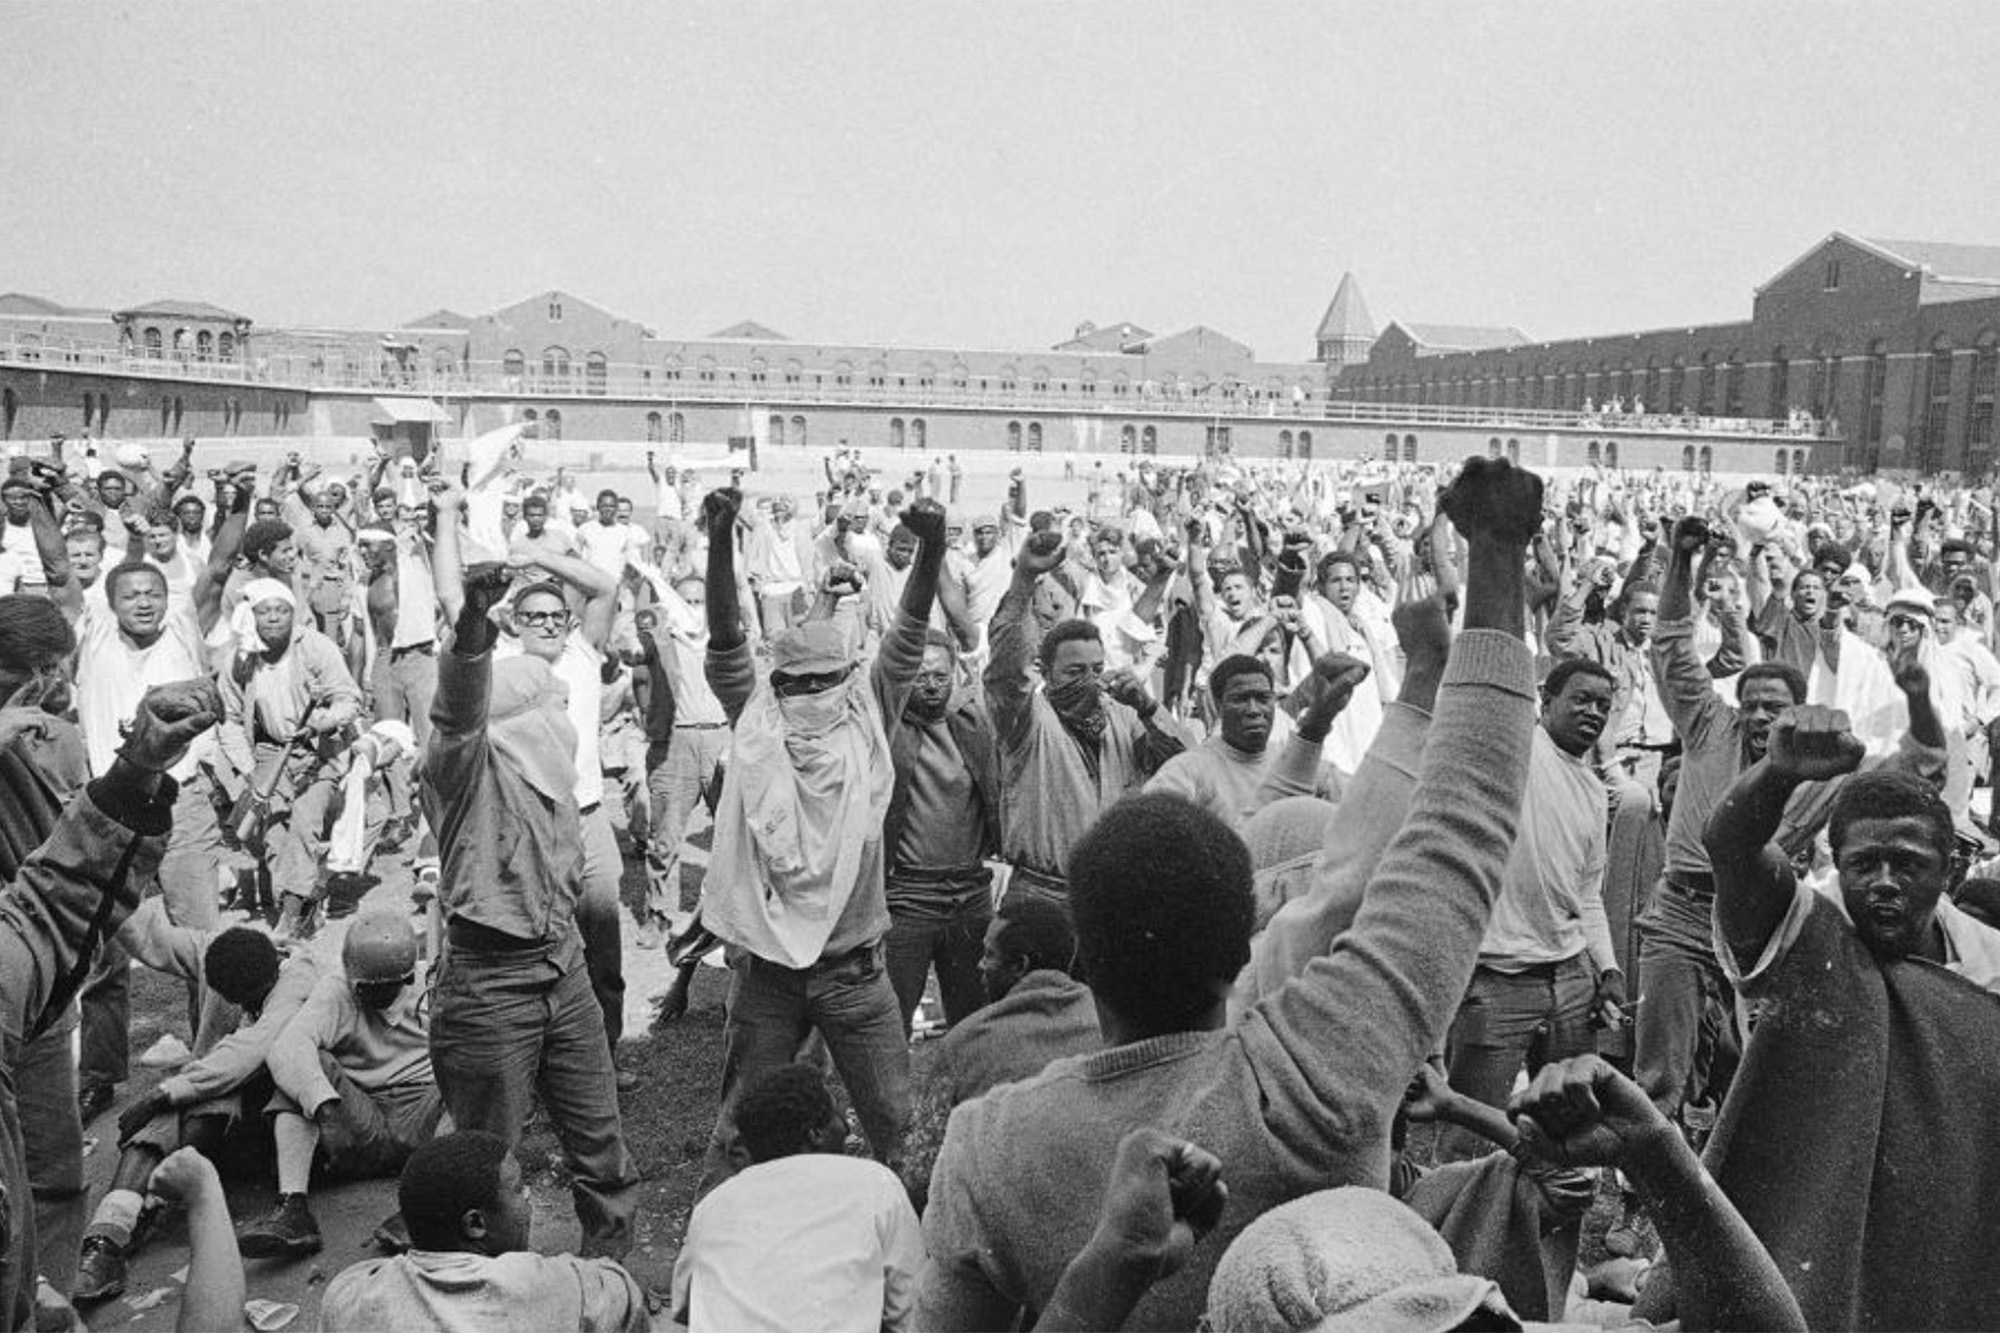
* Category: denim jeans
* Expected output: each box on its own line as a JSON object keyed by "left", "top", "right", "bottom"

{"left": 701, "top": 943, "right": 911, "bottom": 1193}
{"left": 575, "top": 805, "right": 626, "bottom": 1051}
{"left": 80, "top": 774, "right": 222, "bottom": 1089}
{"left": 267, "top": 1052, "right": 444, "bottom": 1181}
{"left": 429, "top": 934, "right": 638, "bottom": 1259}
{"left": 643, "top": 727, "right": 728, "bottom": 920}
{"left": 1634, "top": 879, "right": 1731, "bottom": 1120}
{"left": 20, "top": 1008, "right": 83, "bottom": 1291}
{"left": 883, "top": 870, "right": 992, "bottom": 1034}
{"left": 371, "top": 644, "right": 438, "bottom": 748}
{"left": 1441, "top": 956, "right": 1596, "bottom": 1160}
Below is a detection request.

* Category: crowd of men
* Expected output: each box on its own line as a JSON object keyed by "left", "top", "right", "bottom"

{"left": 0, "top": 420, "right": 1997, "bottom": 1331}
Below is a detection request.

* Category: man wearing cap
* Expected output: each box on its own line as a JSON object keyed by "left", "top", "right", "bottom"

{"left": 0, "top": 468, "right": 68, "bottom": 598}
{"left": 694, "top": 485, "right": 945, "bottom": 1188}
{"left": 954, "top": 474, "right": 1029, "bottom": 642}
{"left": 421, "top": 479, "right": 639, "bottom": 1260}
{"left": 234, "top": 909, "right": 444, "bottom": 1258}
{"left": 215, "top": 577, "right": 363, "bottom": 940}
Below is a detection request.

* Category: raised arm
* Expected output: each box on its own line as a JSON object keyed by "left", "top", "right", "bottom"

{"left": 1652, "top": 517, "right": 1727, "bottom": 738}
{"left": 195, "top": 466, "right": 255, "bottom": 636}
{"left": 872, "top": 501, "right": 949, "bottom": 714}
{"left": 1703, "top": 706, "right": 1863, "bottom": 969}
{"left": 515, "top": 547, "right": 617, "bottom": 654}
{"left": 983, "top": 531, "right": 1065, "bottom": 752}
{"left": 429, "top": 478, "right": 470, "bottom": 625}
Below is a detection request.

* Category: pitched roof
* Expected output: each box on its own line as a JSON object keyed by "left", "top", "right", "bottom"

{"left": 1053, "top": 321, "right": 1152, "bottom": 353}
{"left": 400, "top": 308, "right": 473, "bottom": 330}
{"left": 0, "top": 292, "right": 73, "bottom": 316}
{"left": 1865, "top": 238, "right": 2000, "bottom": 284}
{"left": 1400, "top": 321, "right": 1530, "bottom": 353}
{"left": 1315, "top": 272, "right": 1376, "bottom": 343}
{"left": 118, "top": 298, "right": 249, "bottom": 323}
{"left": 707, "top": 320, "right": 789, "bottom": 341}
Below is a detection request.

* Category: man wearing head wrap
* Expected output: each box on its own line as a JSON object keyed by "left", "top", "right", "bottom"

{"left": 0, "top": 665, "right": 217, "bottom": 1331}
{"left": 72, "top": 480, "right": 250, "bottom": 1125}
{"left": 215, "top": 577, "right": 363, "bottom": 939}
{"left": 420, "top": 480, "right": 638, "bottom": 1261}
{"left": 693, "top": 484, "right": 945, "bottom": 1190}
{"left": 0, "top": 469, "right": 69, "bottom": 598}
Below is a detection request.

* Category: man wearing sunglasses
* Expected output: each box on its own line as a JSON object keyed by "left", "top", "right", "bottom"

{"left": 694, "top": 485, "right": 948, "bottom": 1193}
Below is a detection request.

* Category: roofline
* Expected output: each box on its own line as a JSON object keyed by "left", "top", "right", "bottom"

{"left": 1752, "top": 231, "right": 1923, "bottom": 295}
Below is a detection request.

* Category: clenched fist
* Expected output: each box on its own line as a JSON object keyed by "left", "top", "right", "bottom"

{"left": 119, "top": 680, "right": 223, "bottom": 774}
{"left": 1439, "top": 457, "right": 1545, "bottom": 548}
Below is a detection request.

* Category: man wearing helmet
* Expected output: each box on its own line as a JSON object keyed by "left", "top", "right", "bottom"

{"left": 235, "top": 909, "right": 444, "bottom": 1258}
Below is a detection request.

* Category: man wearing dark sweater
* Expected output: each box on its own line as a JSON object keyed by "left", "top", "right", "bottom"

{"left": 917, "top": 457, "right": 1547, "bottom": 1331}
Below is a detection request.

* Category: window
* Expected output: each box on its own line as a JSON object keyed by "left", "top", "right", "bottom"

{"left": 1007, "top": 421, "right": 1022, "bottom": 452}
{"left": 548, "top": 299, "right": 563, "bottom": 321}
{"left": 1682, "top": 444, "right": 1696, "bottom": 471}
{"left": 172, "top": 329, "right": 190, "bottom": 362}
{"left": 1667, "top": 357, "right": 1685, "bottom": 414}
{"left": 1141, "top": 425, "right": 1158, "bottom": 455}
{"left": 1278, "top": 429, "right": 1294, "bottom": 459}
{"left": 1776, "top": 448, "right": 1790, "bottom": 477}
{"left": 1488, "top": 436, "right": 1503, "bottom": 458}
{"left": 890, "top": 418, "right": 906, "bottom": 450}
{"left": 1121, "top": 424, "right": 1137, "bottom": 454}
{"left": 646, "top": 412, "right": 663, "bottom": 443}
{"left": 1697, "top": 352, "right": 1715, "bottom": 415}
{"left": 1403, "top": 434, "right": 1418, "bottom": 463}
{"left": 1824, "top": 258, "right": 1841, "bottom": 290}
{"left": 1794, "top": 448, "right": 1810, "bottom": 475}
{"left": 912, "top": 419, "right": 926, "bottom": 449}
{"left": 1, "top": 387, "right": 14, "bottom": 438}
{"left": 542, "top": 347, "right": 570, "bottom": 383}
{"left": 1724, "top": 353, "right": 1745, "bottom": 416}
{"left": 544, "top": 408, "right": 562, "bottom": 440}
{"left": 669, "top": 412, "right": 686, "bottom": 444}
{"left": 1863, "top": 340, "right": 1889, "bottom": 453}
{"left": 789, "top": 415, "right": 807, "bottom": 449}
{"left": 503, "top": 349, "right": 525, "bottom": 380}
{"left": 1923, "top": 337, "right": 1955, "bottom": 471}
{"left": 1204, "top": 425, "right": 1231, "bottom": 452}
{"left": 1767, "top": 348, "right": 1789, "bottom": 419}
{"left": 218, "top": 331, "right": 235, "bottom": 362}
{"left": 699, "top": 357, "right": 719, "bottom": 384}
{"left": 144, "top": 327, "right": 162, "bottom": 358}
{"left": 585, "top": 352, "right": 607, "bottom": 396}
{"left": 1506, "top": 438, "right": 1520, "bottom": 463}
{"left": 195, "top": 330, "right": 214, "bottom": 362}
{"left": 1968, "top": 333, "right": 1998, "bottom": 464}
{"left": 1603, "top": 440, "right": 1618, "bottom": 469}
{"left": 522, "top": 408, "right": 538, "bottom": 427}
{"left": 1026, "top": 422, "right": 1043, "bottom": 453}
{"left": 768, "top": 414, "right": 784, "bottom": 445}
{"left": 1385, "top": 432, "right": 1399, "bottom": 454}
{"left": 81, "top": 392, "right": 94, "bottom": 431}
{"left": 1698, "top": 445, "right": 1713, "bottom": 474}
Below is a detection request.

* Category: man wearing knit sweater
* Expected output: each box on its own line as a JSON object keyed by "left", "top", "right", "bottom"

{"left": 917, "top": 457, "right": 1546, "bottom": 1331}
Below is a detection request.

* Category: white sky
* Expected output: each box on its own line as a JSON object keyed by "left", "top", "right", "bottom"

{"left": 6, "top": 2, "right": 1997, "bottom": 360}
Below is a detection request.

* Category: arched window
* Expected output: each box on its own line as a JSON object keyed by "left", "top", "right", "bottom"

{"left": 1297, "top": 429, "right": 1312, "bottom": 460}
{"left": 1505, "top": 438, "right": 1520, "bottom": 463}
{"left": 143, "top": 327, "right": 163, "bottom": 358}
{"left": 1121, "top": 424, "right": 1137, "bottom": 454}
{"left": 1795, "top": 448, "right": 1810, "bottom": 475}
{"left": 767, "top": 414, "right": 784, "bottom": 445}
{"left": 912, "top": 419, "right": 927, "bottom": 450}
{"left": 1385, "top": 432, "right": 1399, "bottom": 454}
{"left": 1776, "top": 448, "right": 1790, "bottom": 477}
{"left": 1810, "top": 346, "right": 1840, "bottom": 419}
{"left": 1767, "top": 347, "right": 1789, "bottom": 420}
{"left": 1698, "top": 445, "right": 1713, "bottom": 474}
{"left": 1862, "top": 340, "right": 1889, "bottom": 456}
{"left": 195, "top": 330, "right": 214, "bottom": 362}
{"left": 784, "top": 415, "right": 804, "bottom": 448}
{"left": 1027, "top": 422, "right": 1043, "bottom": 453}
{"left": 1278, "top": 429, "right": 1293, "bottom": 459}
{"left": 1617, "top": 361, "right": 1634, "bottom": 403}
{"left": 218, "top": 331, "right": 236, "bottom": 362}
{"left": 543, "top": 408, "right": 562, "bottom": 440}
{"left": 669, "top": 412, "right": 686, "bottom": 444}
{"left": 585, "top": 352, "right": 607, "bottom": 395}
{"left": 1923, "top": 337, "right": 1955, "bottom": 471}
{"left": 1604, "top": 440, "right": 1619, "bottom": 469}
{"left": 172, "top": 329, "right": 190, "bottom": 362}
{"left": 1724, "top": 353, "right": 1745, "bottom": 417}
{"left": 1006, "top": 421, "right": 1023, "bottom": 452}
{"left": 1141, "top": 425, "right": 1158, "bottom": 455}
{"left": 646, "top": 411, "right": 663, "bottom": 443}
{"left": 1697, "top": 352, "right": 1715, "bottom": 415}
{"left": 502, "top": 349, "right": 525, "bottom": 380}
{"left": 1488, "top": 436, "right": 1503, "bottom": 458}
{"left": 541, "top": 347, "right": 570, "bottom": 383}
{"left": 1588, "top": 440, "right": 1602, "bottom": 467}
{"left": 1403, "top": 434, "right": 1418, "bottom": 463}
{"left": 889, "top": 418, "right": 906, "bottom": 450}
{"left": 1682, "top": 444, "right": 1696, "bottom": 471}
{"left": 1968, "top": 332, "right": 1998, "bottom": 465}
{"left": 522, "top": 408, "right": 538, "bottom": 428}
{"left": 1667, "top": 356, "right": 1685, "bottom": 414}
{"left": 120, "top": 327, "right": 136, "bottom": 358}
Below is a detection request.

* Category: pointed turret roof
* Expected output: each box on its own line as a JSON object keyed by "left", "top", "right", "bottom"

{"left": 1316, "top": 272, "right": 1375, "bottom": 343}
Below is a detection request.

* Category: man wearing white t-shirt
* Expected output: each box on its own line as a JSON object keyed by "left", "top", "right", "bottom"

{"left": 576, "top": 490, "right": 647, "bottom": 585}
{"left": 497, "top": 548, "right": 629, "bottom": 1080}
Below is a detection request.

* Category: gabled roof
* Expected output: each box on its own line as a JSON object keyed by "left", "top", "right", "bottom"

{"left": 707, "top": 320, "right": 789, "bottom": 341}
{"left": 1865, "top": 238, "right": 2000, "bottom": 285}
{"left": 117, "top": 299, "right": 249, "bottom": 323}
{"left": 1315, "top": 272, "right": 1376, "bottom": 343}
{"left": 400, "top": 308, "right": 473, "bottom": 330}
{"left": 1053, "top": 321, "right": 1152, "bottom": 353}
{"left": 1129, "top": 325, "right": 1254, "bottom": 358}
{"left": 1398, "top": 320, "right": 1530, "bottom": 354}
{"left": 0, "top": 292, "right": 73, "bottom": 316}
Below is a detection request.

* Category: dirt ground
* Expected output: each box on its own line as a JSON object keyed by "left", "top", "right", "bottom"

{"left": 83, "top": 806, "right": 758, "bottom": 1331}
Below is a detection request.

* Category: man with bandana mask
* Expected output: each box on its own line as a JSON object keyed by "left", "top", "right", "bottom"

{"left": 985, "top": 532, "right": 1192, "bottom": 909}
{"left": 0, "top": 658, "right": 214, "bottom": 1332}
{"left": 234, "top": 909, "right": 444, "bottom": 1259}
{"left": 422, "top": 479, "right": 639, "bottom": 1261}
{"left": 215, "top": 578, "right": 363, "bottom": 940}
{"left": 694, "top": 485, "right": 945, "bottom": 1191}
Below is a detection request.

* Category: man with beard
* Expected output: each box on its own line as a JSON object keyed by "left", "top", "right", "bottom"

{"left": 1637, "top": 516, "right": 1808, "bottom": 1127}
{"left": 215, "top": 578, "right": 363, "bottom": 940}
{"left": 1439, "top": 657, "right": 1623, "bottom": 1157}
{"left": 882, "top": 625, "right": 1001, "bottom": 1035}
{"left": 0, "top": 644, "right": 213, "bottom": 1331}
{"left": 1145, "top": 652, "right": 1365, "bottom": 830}
{"left": 695, "top": 484, "right": 943, "bottom": 1188}
{"left": 985, "top": 533, "right": 1190, "bottom": 909}
{"left": 1694, "top": 717, "right": 2000, "bottom": 1329}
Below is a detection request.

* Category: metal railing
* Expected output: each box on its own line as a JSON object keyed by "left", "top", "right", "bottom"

{"left": 0, "top": 334, "right": 1829, "bottom": 440}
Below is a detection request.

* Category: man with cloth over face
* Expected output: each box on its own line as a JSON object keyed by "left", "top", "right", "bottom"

{"left": 420, "top": 480, "right": 638, "bottom": 1260}
{"left": 694, "top": 485, "right": 945, "bottom": 1188}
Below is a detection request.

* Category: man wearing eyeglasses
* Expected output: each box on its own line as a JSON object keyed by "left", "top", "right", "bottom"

{"left": 693, "top": 485, "right": 948, "bottom": 1191}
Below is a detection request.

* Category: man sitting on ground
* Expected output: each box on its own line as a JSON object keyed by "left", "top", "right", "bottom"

{"left": 318, "top": 1131, "right": 648, "bottom": 1332}
{"left": 673, "top": 1064, "right": 925, "bottom": 1332}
